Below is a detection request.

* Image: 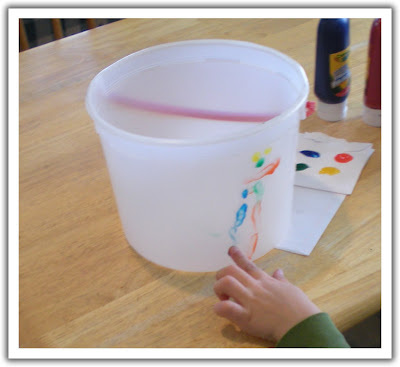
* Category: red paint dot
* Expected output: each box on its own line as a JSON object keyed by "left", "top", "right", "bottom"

{"left": 335, "top": 153, "right": 353, "bottom": 163}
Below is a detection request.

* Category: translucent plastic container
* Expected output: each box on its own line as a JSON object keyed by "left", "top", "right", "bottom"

{"left": 86, "top": 40, "right": 309, "bottom": 272}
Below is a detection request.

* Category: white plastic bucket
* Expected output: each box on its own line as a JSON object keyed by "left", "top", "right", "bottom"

{"left": 86, "top": 40, "right": 309, "bottom": 272}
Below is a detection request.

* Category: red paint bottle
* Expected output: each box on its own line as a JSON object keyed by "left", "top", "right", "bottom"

{"left": 363, "top": 18, "right": 381, "bottom": 127}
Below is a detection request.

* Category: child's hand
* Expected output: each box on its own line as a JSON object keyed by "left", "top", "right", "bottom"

{"left": 213, "top": 246, "right": 321, "bottom": 343}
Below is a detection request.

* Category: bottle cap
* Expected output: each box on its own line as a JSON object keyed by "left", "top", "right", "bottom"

{"left": 362, "top": 105, "right": 381, "bottom": 127}
{"left": 317, "top": 100, "right": 348, "bottom": 122}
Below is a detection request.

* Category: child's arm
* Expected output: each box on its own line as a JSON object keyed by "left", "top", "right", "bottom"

{"left": 213, "top": 246, "right": 350, "bottom": 347}
{"left": 275, "top": 312, "right": 350, "bottom": 348}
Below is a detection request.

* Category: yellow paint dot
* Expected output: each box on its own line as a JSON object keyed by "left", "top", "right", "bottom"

{"left": 264, "top": 147, "right": 272, "bottom": 155}
{"left": 252, "top": 152, "right": 261, "bottom": 162}
{"left": 319, "top": 167, "right": 340, "bottom": 175}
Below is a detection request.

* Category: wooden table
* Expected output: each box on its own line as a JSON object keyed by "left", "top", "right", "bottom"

{"left": 19, "top": 18, "right": 380, "bottom": 348}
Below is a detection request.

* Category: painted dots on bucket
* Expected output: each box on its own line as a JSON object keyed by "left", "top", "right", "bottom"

{"left": 252, "top": 152, "right": 262, "bottom": 163}
{"left": 255, "top": 157, "right": 265, "bottom": 168}
{"left": 252, "top": 149, "right": 271, "bottom": 168}
{"left": 253, "top": 181, "right": 264, "bottom": 200}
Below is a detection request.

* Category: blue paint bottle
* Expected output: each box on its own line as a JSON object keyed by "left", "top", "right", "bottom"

{"left": 314, "top": 19, "right": 351, "bottom": 121}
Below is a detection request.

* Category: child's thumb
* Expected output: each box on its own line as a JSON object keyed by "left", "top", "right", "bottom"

{"left": 272, "top": 268, "right": 288, "bottom": 282}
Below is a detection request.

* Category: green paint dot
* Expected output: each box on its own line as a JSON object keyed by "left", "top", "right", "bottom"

{"left": 253, "top": 181, "right": 264, "bottom": 199}
{"left": 296, "top": 163, "right": 309, "bottom": 171}
{"left": 255, "top": 157, "right": 265, "bottom": 167}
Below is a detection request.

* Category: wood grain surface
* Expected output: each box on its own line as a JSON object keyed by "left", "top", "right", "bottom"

{"left": 19, "top": 18, "right": 381, "bottom": 348}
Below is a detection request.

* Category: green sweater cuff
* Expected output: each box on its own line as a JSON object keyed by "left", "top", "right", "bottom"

{"left": 275, "top": 312, "right": 350, "bottom": 348}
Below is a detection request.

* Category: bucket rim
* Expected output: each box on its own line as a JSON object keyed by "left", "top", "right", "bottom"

{"left": 86, "top": 39, "right": 309, "bottom": 147}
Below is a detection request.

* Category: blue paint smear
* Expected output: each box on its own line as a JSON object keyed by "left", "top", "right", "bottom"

{"left": 300, "top": 150, "right": 320, "bottom": 158}
{"left": 241, "top": 189, "right": 248, "bottom": 199}
{"left": 234, "top": 203, "right": 248, "bottom": 227}
{"left": 229, "top": 227, "right": 237, "bottom": 242}
{"left": 229, "top": 203, "right": 248, "bottom": 243}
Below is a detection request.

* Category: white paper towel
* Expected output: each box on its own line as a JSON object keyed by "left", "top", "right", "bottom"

{"left": 276, "top": 132, "right": 374, "bottom": 256}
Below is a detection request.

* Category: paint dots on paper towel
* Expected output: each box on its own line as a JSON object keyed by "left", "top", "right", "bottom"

{"left": 296, "top": 163, "right": 309, "bottom": 171}
{"left": 300, "top": 150, "right": 320, "bottom": 158}
{"left": 334, "top": 153, "right": 353, "bottom": 163}
{"left": 297, "top": 150, "right": 353, "bottom": 175}
{"left": 319, "top": 167, "right": 341, "bottom": 175}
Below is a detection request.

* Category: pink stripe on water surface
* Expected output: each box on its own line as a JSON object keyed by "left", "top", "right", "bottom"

{"left": 108, "top": 94, "right": 278, "bottom": 123}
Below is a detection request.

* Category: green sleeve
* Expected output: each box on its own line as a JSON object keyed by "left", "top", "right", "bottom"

{"left": 275, "top": 312, "right": 350, "bottom": 348}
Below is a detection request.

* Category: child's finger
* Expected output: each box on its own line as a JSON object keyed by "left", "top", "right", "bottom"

{"left": 216, "top": 264, "right": 256, "bottom": 288}
{"left": 215, "top": 293, "right": 230, "bottom": 301}
{"left": 214, "top": 300, "right": 249, "bottom": 326}
{"left": 214, "top": 275, "right": 250, "bottom": 304}
{"left": 272, "top": 268, "right": 289, "bottom": 283}
{"left": 228, "top": 246, "right": 264, "bottom": 279}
